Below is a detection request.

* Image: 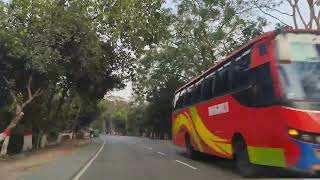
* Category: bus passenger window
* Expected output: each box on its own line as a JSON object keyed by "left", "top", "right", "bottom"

{"left": 211, "top": 75, "right": 216, "bottom": 97}
{"left": 259, "top": 43, "right": 268, "bottom": 56}
{"left": 191, "top": 85, "right": 201, "bottom": 104}
{"left": 201, "top": 77, "right": 213, "bottom": 101}
{"left": 215, "top": 68, "right": 230, "bottom": 96}
{"left": 175, "top": 93, "right": 183, "bottom": 109}
{"left": 232, "top": 53, "right": 251, "bottom": 90}
{"left": 251, "top": 63, "right": 275, "bottom": 106}
{"left": 184, "top": 92, "right": 192, "bottom": 106}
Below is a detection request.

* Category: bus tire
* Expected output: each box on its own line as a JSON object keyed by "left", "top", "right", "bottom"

{"left": 185, "top": 134, "right": 198, "bottom": 159}
{"left": 233, "top": 136, "right": 258, "bottom": 178}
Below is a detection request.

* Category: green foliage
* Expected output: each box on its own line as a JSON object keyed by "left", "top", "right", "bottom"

{"left": 91, "top": 98, "right": 130, "bottom": 134}
{"left": 0, "top": 0, "right": 270, "bottom": 143}
{"left": 92, "top": 0, "right": 172, "bottom": 56}
{"left": 7, "top": 134, "right": 23, "bottom": 154}
{"left": 0, "top": 0, "right": 171, "bottom": 137}
{"left": 126, "top": 104, "right": 147, "bottom": 135}
{"left": 132, "top": 0, "right": 267, "bottom": 137}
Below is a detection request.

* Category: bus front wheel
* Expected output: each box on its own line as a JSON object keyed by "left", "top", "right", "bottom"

{"left": 233, "top": 137, "right": 258, "bottom": 178}
{"left": 185, "top": 134, "right": 199, "bottom": 159}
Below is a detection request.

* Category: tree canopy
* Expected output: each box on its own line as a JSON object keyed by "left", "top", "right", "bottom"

{"left": 130, "top": 0, "right": 266, "bottom": 138}
{"left": 0, "top": 0, "right": 171, "bottom": 146}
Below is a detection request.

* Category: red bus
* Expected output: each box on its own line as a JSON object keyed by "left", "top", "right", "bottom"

{"left": 172, "top": 29, "right": 320, "bottom": 177}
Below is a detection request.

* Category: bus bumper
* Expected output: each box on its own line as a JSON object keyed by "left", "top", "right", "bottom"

{"left": 290, "top": 138, "right": 320, "bottom": 172}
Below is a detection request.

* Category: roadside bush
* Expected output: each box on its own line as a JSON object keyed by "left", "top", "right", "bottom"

{"left": 7, "top": 134, "right": 23, "bottom": 154}
{"left": 47, "top": 129, "right": 59, "bottom": 142}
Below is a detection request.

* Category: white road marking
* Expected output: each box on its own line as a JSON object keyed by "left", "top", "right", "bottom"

{"left": 175, "top": 160, "right": 198, "bottom": 170}
{"left": 143, "top": 146, "right": 153, "bottom": 150}
{"left": 72, "top": 140, "right": 105, "bottom": 180}
{"left": 157, "top": 152, "right": 166, "bottom": 156}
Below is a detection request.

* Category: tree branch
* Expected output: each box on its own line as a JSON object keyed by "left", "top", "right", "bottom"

{"left": 313, "top": 15, "right": 320, "bottom": 29}
{"left": 27, "top": 75, "right": 33, "bottom": 100}
{"left": 295, "top": 4, "right": 309, "bottom": 29}
{"left": 21, "top": 75, "right": 43, "bottom": 108}
{"left": 286, "top": 0, "right": 293, "bottom": 6}
{"left": 263, "top": 5, "right": 293, "bottom": 16}
{"left": 254, "top": 1, "right": 291, "bottom": 27}
{"left": 306, "top": 0, "right": 316, "bottom": 29}
{"left": 316, "top": 10, "right": 320, "bottom": 29}
{"left": 3, "top": 77, "right": 17, "bottom": 102}
{"left": 286, "top": 0, "right": 299, "bottom": 29}
{"left": 235, "top": 4, "right": 256, "bottom": 15}
{"left": 22, "top": 89, "right": 43, "bottom": 108}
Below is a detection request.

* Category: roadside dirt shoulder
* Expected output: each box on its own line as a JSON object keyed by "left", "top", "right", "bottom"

{"left": 0, "top": 139, "right": 90, "bottom": 180}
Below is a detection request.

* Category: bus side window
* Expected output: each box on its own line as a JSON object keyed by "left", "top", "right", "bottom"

{"left": 192, "top": 85, "right": 201, "bottom": 104}
{"left": 259, "top": 43, "right": 268, "bottom": 56}
{"left": 211, "top": 75, "right": 216, "bottom": 97}
{"left": 184, "top": 91, "right": 192, "bottom": 107}
{"left": 251, "top": 63, "right": 275, "bottom": 106}
{"left": 232, "top": 52, "right": 251, "bottom": 90}
{"left": 234, "top": 62, "right": 275, "bottom": 107}
{"left": 232, "top": 50, "right": 257, "bottom": 106}
{"left": 173, "top": 93, "right": 178, "bottom": 109}
{"left": 201, "top": 77, "right": 213, "bottom": 101}
{"left": 214, "top": 73, "right": 222, "bottom": 96}
{"left": 215, "top": 67, "right": 230, "bottom": 96}
{"left": 175, "top": 93, "right": 183, "bottom": 109}
{"left": 182, "top": 93, "right": 186, "bottom": 107}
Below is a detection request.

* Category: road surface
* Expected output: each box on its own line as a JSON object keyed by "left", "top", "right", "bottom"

{"left": 78, "top": 135, "right": 309, "bottom": 180}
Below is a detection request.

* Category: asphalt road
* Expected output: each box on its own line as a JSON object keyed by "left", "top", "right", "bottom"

{"left": 78, "top": 135, "right": 312, "bottom": 180}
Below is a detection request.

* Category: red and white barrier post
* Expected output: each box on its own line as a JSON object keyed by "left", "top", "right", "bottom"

{"left": 0, "top": 128, "right": 11, "bottom": 155}
{"left": 40, "top": 134, "right": 47, "bottom": 148}
{"left": 22, "top": 129, "right": 33, "bottom": 152}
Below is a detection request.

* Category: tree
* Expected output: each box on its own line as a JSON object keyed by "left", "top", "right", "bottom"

{"left": 0, "top": 0, "right": 50, "bottom": 144}
{"left": 132, "top": 0, "right": 266, "bottom": 139}
{"left": 91, "top": 0, "right": 172, "bottom": 57}
{"left": 0, "top": 0, "right": 172, "bottom": 153}
{"left": 127, "top": 103, "right": 148, "bottom": 136}
{"left": 91, "top": 100, "right": 112, "bottom": 132}
{"left": 253, "top": 0, "right": 320, "bottom": 29}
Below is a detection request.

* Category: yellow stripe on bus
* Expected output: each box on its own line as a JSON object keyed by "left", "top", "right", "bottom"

{"left": 173, "top": 113, "right": 203, "bottom": 152}
{"left": 189, "top": 107, "right": 232, "bottom": 156}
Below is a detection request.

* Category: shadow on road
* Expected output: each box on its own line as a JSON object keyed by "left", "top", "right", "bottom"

{"left": 177, "top": 152, "right": 318, "bottom": 179}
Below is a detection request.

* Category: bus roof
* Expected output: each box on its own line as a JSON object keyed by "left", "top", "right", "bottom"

{"left": 174, "top": 29, "right": 319, "bottom": 94}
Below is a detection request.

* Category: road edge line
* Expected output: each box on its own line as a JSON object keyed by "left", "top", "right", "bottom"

{"left": 143, "top": 146, "right": 153, "bottom": 150}
{"left": 71, "top": 138, "right": 105, "bottom": 180}
{"left": 157, "top": 152, "right": 166, "bottom": 156}
{"left": 175, "top": 160, "right": 198, "bottom": 170}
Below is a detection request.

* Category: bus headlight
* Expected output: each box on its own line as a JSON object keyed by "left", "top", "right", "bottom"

{"left": 288, "top": 128, "right": 320, "bottom": 144}
{"left": 288, "top": 128, "right": 299, "bottom": 136}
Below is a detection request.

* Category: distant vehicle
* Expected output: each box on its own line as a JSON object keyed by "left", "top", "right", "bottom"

{"left": 172, "top": 29, "right": 320, "bottom": 177}
{"left": 92, "top": 130, "right": 100, "bottom": 138}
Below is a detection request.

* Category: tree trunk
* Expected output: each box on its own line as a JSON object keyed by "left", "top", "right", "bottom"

{"left": 36, "top": 132, "right": 42, "bottom": 150}
{"left": 0, "top": 136, "right": 10, "bottom": 155}
{"left": 47, "top": 87, "right": 68, "bottom": 125}
{"left": 0, "top": 75, "right": 42, "bottom": 155}
{"left": 0, "top": 106, "right": 24, "bottom": 155}
{"left": 71, "top": 105, "right": 82, "bottom": 138}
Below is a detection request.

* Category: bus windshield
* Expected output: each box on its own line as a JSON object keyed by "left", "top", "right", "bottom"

{"left": 276, "top": 33, "right": 320, "bottom": 101}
